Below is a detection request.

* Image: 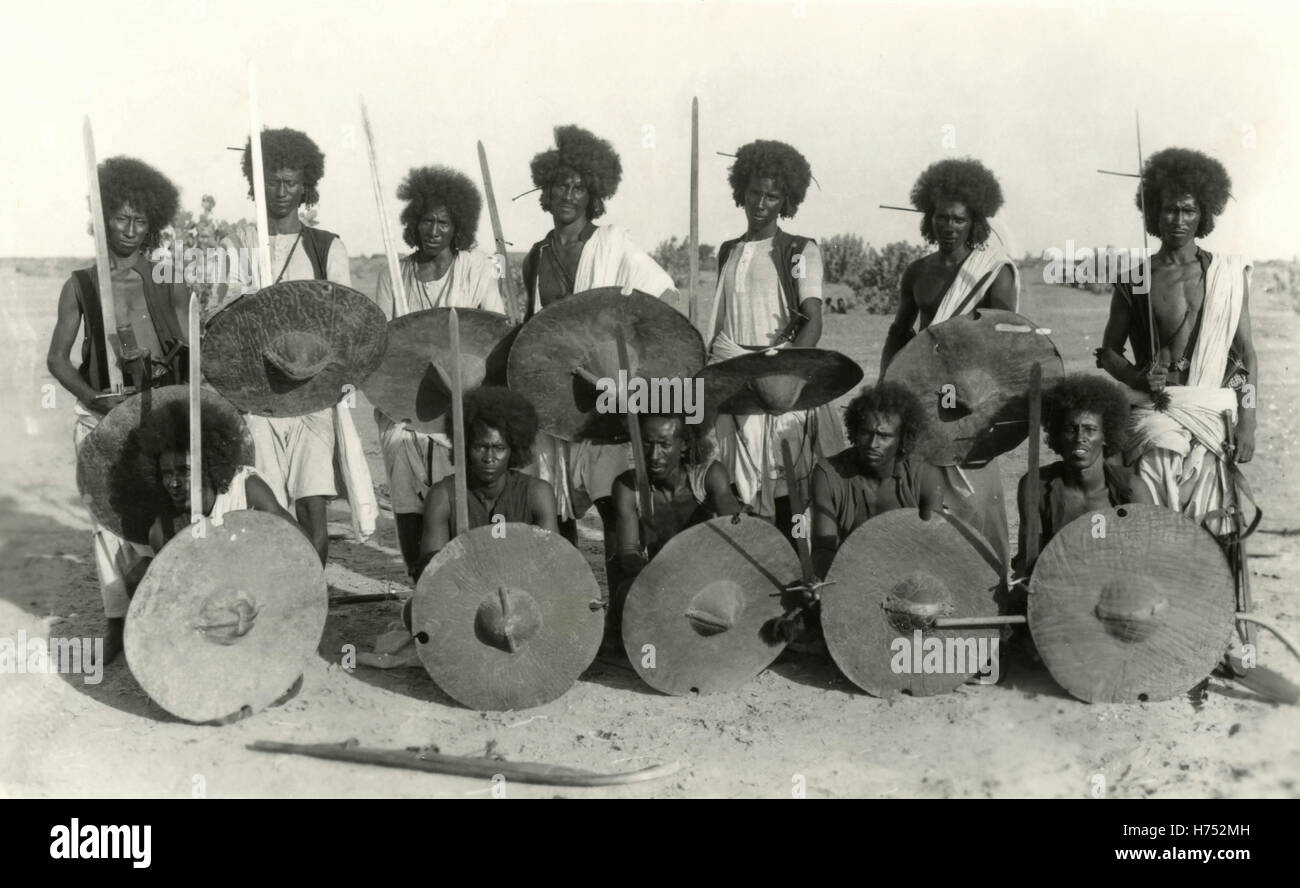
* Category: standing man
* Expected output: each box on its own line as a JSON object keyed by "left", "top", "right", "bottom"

{"left": 373, "top": 165, "right": 505, "bottom": 575}
{"left": 520, "top": 124, "right": 677, "bottom": 582}
{"left": 702, "top": 139, "right": 846, "bottom": 528}
{"left": 46, "top": 156, "right": 189, "bottom": 662}
{"left": 878, "top": 158, "right": 1020, "bottom": 569}
{"left": 1095, "top": 147, "right": 1254, "bottom": 528}
{"left": 216, "top": 126, "right": 376, "bottom": 563}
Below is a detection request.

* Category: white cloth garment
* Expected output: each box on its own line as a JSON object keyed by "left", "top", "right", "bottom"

{"left": 1124, "top": 254, "right": 1250, "bottom": 531}
{"left": 705, "top": 237, "right": 844, "bottom": 518}
{"left": 931, "top": 243, "right": 1020, "bottom": 323}
{"left": 374, "top": 251, "right": 506, "bottom": 514}
{"left": 525, "top": 224, "right": 675, "bottom": 520}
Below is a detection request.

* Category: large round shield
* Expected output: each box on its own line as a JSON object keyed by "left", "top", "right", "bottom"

{"left": 506, "top": 288, "right": 705, "bottom": 442}
{"left": 411, "top": 524, "right": 604, "bottom": 710}
{"left": 75, "top": 385, "right": 255, "bottom": 545}
{"left": 203, "top": 279, "right": 388, "bottom": 417}
{"left": 821, "top": 510, "right": 1003, "bottom": 697}
{"left": 699, "top": 347, "right": 863, "bottom": 417}
{"left": 1029, "top": 504, "right": 1235, "bottom": 703}
{"left": 124, "top": 511, "right": 327, "bottom": 722}
{"left": 884, "top": 308, "right": 1063, "bottom": 466}
{"left": 362, "top": 308, "right": 517, "bottom": 434}
{"left": 621, "top": 515, "right": 800, "bottom": 695}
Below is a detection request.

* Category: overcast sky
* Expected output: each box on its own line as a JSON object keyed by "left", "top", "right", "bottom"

{"left": 3, "top": 0, "right": 1297, "bottom": 262}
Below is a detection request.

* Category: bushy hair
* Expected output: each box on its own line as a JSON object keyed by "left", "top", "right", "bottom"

{"left": 463, "top": 386, "right": 538, "bottom": 468}
{"left": 1138, "top": 147, "right": 1231, "bottom": 239}
{"left": 98, "top": 156, "right": 180, "bottom": 252}
{"left": 240, "top": 127, "right": 325, "bottom": 207}
{"left": 728, "top": 140, "right": 812, "bottom": 218}
{"left": 910, "top": 158, "right": 1004, "bottom": 248}
{"left": 530, "top": 125, "right": 622, "bottom": 220}
{"left": 842, "top": 382, "right": 928, "bottom": 458}
{"left": 641, "top": 413, "right": 715, "bottom": 467}
{"left": 397, "top": 165, "right": 482, "bottom": 251}
{"left": 1042, "top": 374, "right": 1130, "bottom": 457}
{"left": 136, "top": 397, "right": 247, "bottom": 496}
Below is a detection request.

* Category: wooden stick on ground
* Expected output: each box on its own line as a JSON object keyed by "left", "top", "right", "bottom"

{"left": 449, "top": 308, "right": 469, "bottom": 537}
{"left": 360, "top": 97, "right": 408, "bottom": 318}
{"left": 82, "top": 117, "right": 124, "bottom": 395}
{"left": 478, "top": 141, "right": 523, "bottom": 324}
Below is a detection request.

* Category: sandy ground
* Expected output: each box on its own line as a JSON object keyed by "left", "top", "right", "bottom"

{"left": 2, "top": 264, "right": 1298, "bottom": 799}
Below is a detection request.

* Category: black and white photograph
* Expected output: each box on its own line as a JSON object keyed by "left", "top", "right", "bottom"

{"left": 2, "top": 0, "right": 1297, "bottom": 822}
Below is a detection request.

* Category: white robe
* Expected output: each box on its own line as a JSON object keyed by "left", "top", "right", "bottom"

{"left": 525, "top": 224, "right": 675, "bottom": 520}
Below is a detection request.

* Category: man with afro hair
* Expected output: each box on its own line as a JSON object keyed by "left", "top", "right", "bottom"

{"left": 372, "top": 164, "right": 506, "bottom": 574}
{"left": 1095, "top": 148, "right": 1256, "bottom": 531}
{"left": 810, "top": 383, "right": 945, "bottom": 579}
{"left": 47, "top": 155, "right": 191, "bottom": 660}
{"left": 1012, "top": 374, "right": 1133, "bottom": 587}
{"left": 878, "top": 157, "right": 1021, "bottom": 573}
{"left": 702, "top": 138, "right": 846, "bottom": 525}
{"left": 358, "top": 388, "right": 558, "bottom": 670}
{"left": 214, "top": 126, "right": 376, "bottom": 565}
{"left": 519, "top": 124, "right": 676, "bottom": 588}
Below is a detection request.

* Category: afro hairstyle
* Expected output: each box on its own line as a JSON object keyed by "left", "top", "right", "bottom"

{"left": 461, "top": 386, "right": 539, "bottom": 468}
{"left": 135, "top": 396, "right": 248, "bottom": 497}
{"left": 397, "top": 165, "right": 483, "bottom": 252}
{"left": 640, "top": 413, "right": 715, "bottom": 468}
{"left": 910, "top": 158, "right": 1004, "bottom": 249}
{"left": 1138, "top": 147, "right": 1232, "bottom": 239}
{"left": 241, "top": 127, "right": 325, "bottom": 207}
{"left": 1042, "top": 373, "right": 1131, "bottom": 457}
{"left": 530, "top": 124, "right": 622, "bottom": 220}
{"left": 97, "top": 156, "right": 180, "bottom": 252}
{"left": 842, "top": 382, "right": 928, "bottom": 459}
{"left": 728, "top": 139, "right": 813, "bottom": 218}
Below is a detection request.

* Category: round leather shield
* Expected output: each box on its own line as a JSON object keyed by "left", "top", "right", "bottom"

{"left": 821, "top": 510, "right": 1003, "bottom": 697}
{"left": 621, "top": 515, "right": 800, "bottom": 695}
{"left": 883, "top": 308, "right": 1063, "bottom": 466}
{"left": 411, "top": 524, "right": 604, "bottom": 710}
{"left": 362, "top": 308, "right": 517, "bottom": 433}
{"left": 75, "top": 385, "right": 254, "bottom": 545}
{"left": 1028, "top": 504, "right": 1235, "bottom": 703}
{"left": 700, "top": 347, "right": 863, "bottom": 417}
{"left": 203, "top": 279, "right": 388, "bottom": 417}
{"left": 506, "top": 288, "right": 705, "bottom": 442}
{"left": 124, "top": 511, "right": 327, "bottom": 722}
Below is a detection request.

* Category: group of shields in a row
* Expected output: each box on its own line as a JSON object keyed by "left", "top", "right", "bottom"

{"left": 77, "top": 276, "right": 1288, "bottom": 722}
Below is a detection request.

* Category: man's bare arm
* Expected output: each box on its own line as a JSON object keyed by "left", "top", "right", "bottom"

{"left": 612, "top": 476, "right": 646, "bottom": 580}
{"left": 47, "top": 278, "right": 112, "bottom": 412}
{"left": 704, "top": 463, "right": 742, "bottom": 516}
{"left": 809, "top": 463, "right": 840, "bottom": 580}
{"left": 527, "top": 479, "right": 559, "bottom": 532}
{"left": 980, "top": 265, "right": 1017, "bottom": 311}
{"left": 245, "top": 474, "right": 315, "bottom": 546}
{"left": 791, "top": 297, "right": 822, "bottom": 347}
{"left": 414, "top": 482, "right": 453, "bottom": 579}
{"left": 916, "top": 462, "right": 946, "bottom": 520}
{"left": 1233, "top": 270, "right": 1257, "bottom": 462}
{"left": 1095, "top": 287, "right": 1149, "bottom": 391}
{"left": 880, "top": 262, "right": 921, "bottom": 378}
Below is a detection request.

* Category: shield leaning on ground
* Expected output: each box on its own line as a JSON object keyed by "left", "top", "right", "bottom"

{"left": 203, "top": 279, "right": 388, "bottom": 417}
{"left": 75, "top": 385, "right": 255, "bottom": 546}
{"left": 124, "top": 511, "right": 328, "bottom": 723}
{"left": 362, "top": 308, "right": 518, "bottom": 434}
{"left": 1029, "top": 504, "right": 1235, "bottom": 703}
{"left": 621, "top": 515, "right": 800, "bottom": 696}
{"left": 506, "top": 287, "right": 705, "bottom": 443}
{"left": 411, "top": 524, "right": 604, "bottom": 710}
{"left": 821, "top": 509, "right": 1003, "bottom": 697}
{"left": 883, "top": 308, "right": 1064, "bottom": 467}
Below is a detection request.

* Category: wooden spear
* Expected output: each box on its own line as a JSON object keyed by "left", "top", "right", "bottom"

{"left": 478, "top": 141, "right": 523, "bottom": 324}
{"left": 360, "top": 97, "right": 408, "bottom": 318}
{"left": 247, "top": 63, "right": 273, "bottom": 289}
{"left": 449, "top": 308, "right": 470, "bottom": 537}
{"left": 188, "top": 293, "right": 203, "bottom": 530}
{"left": 688, "top": 97, "right": 699, "bottom": 328}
